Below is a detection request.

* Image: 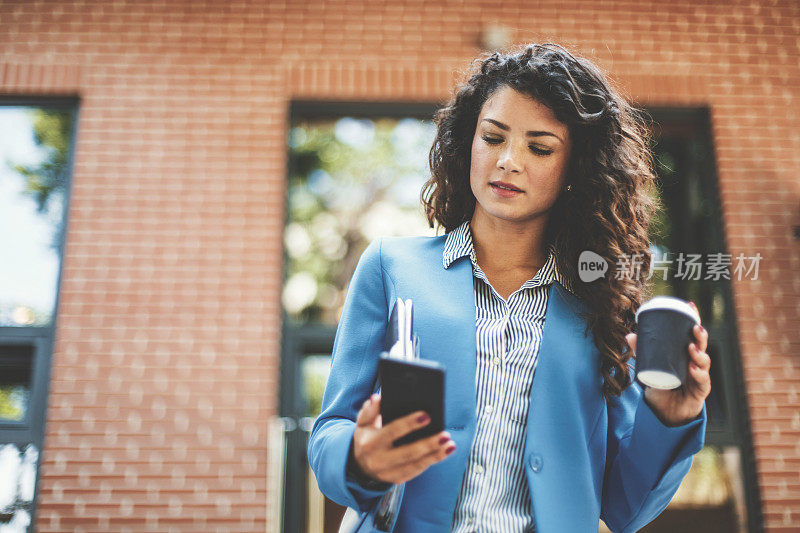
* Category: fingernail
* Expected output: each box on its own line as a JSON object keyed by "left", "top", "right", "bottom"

{"left": 417, "top": 413, "right": 430, "bottom": 424}
{"left": 438, "top": 435, "right": 450, "bottom": 445}
{"left": 445, "top": 444, "right": 456, "bottom": 455}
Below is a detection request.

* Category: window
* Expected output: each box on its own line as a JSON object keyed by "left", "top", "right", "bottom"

{"left": 280, "top": 103, "right": 760, "bottom": 533}
{"left": 0, "top": 344, "right": 35, "bottom": 424}
{"left": 281, "top": 101, "right": 438, "bottom": 533}
{"left": 0, "top": 99, "right": 78, "bottom": 531}
{"left": 628, "top": 107, "right": 761, "bottom": 533}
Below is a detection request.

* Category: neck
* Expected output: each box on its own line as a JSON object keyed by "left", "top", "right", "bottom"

{"left": 469, "top": 208, "right": 549, "bottom": 273}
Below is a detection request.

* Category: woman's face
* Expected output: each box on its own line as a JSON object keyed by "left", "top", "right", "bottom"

{"left": 469, "top": 85, "right": 572, "bottom": 228}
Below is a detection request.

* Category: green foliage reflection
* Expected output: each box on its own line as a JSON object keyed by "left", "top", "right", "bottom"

{"left": 285, "top": 117, "right": 436, "bottom": 325}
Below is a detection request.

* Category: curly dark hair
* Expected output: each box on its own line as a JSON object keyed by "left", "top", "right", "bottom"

{"left": 421, "top": 43, "right": 661, "bottom": 399}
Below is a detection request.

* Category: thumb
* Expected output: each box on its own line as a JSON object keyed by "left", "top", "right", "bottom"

{"left": 688, "top": 301, "right": 701, "bottom": 325}
{"left": 625, "top": 333, "right": 637, "bottom": 358}
{"left": 356, "top": 394, "right": 380, "bottom": 427}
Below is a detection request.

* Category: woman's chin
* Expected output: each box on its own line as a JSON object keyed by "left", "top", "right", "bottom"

{"left": 475, "top": 200, "right": 555, "bottom": 226}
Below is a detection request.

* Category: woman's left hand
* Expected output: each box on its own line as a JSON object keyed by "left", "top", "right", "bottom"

{"left": 625, "top": 301, "right": 712, "bottom": 427}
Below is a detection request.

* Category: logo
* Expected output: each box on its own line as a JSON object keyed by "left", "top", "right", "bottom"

{"left": 578, "top": 251, "right": 608, "bottom": 282}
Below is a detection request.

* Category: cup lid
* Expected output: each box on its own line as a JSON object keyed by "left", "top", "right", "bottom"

{"left": 635, "top": 295, "right": 700, "bottom": 324}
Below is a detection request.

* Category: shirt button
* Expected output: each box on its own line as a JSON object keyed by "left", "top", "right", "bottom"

{"left": 484, "top": 405, "right": 493, "bottom": 414}
{"left": 474, "top": 464, "right": 484, "bottom": 475}
{"left": 529, "top": 454, "right": 543, "bottom": 473}
{"left": 492, "top": 357, "right": 501, "bottom": 366}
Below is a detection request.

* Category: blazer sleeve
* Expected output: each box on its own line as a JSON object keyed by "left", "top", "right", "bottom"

{"left": 600, "top": 354, "right": 708, "bottom": 533}
{"left": 307, "top": 238, "right": 394, "bottom": 513}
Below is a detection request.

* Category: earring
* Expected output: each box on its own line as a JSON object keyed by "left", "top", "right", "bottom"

{"left": 565, "top": 184, "right": 572, "bottom": 192}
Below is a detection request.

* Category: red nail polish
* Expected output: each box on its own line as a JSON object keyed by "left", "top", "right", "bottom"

{"left": 417, "top": 413, "right": 430, "bottom": 424}
{"left": 445, "top": 445, "right": 456, "bottom": 455}
{"left": 438, "top": 435, "right": 450, "bottom": 445}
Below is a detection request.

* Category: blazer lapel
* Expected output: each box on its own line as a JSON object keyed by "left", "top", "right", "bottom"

{"left": 413, "top": 252, "right": 477, "bottom": 431}
{"left": 527, "top": 282, "right": 599, "bottom": 431}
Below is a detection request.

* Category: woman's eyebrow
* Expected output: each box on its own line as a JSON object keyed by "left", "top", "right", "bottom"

{"left": 481, "top": 118, "right": 564, "bottom": 144}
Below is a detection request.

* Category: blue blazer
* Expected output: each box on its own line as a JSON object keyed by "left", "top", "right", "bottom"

{"left": 308, "top": 235, "right": 707, "bottom": 532}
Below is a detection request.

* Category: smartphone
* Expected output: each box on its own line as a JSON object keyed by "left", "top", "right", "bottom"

{"left": 378, "top": 353, "right": 445, "bottom": 447}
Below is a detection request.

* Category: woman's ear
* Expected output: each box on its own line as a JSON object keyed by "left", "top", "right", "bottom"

{"left": 624, "top": 333, "right": 637, "bottom": 358}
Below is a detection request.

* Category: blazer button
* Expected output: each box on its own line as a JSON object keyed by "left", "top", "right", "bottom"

{"left": 529, "top": 454, "right": 543, "bottom": 473}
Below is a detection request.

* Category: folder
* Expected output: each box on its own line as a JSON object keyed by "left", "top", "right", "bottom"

{"left": 385, "top": 298, "right": 419, "bottom": 361}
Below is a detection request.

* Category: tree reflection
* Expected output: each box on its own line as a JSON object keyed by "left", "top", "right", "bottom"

{"left": 285, "top": 117, "right": 436, "bottom": 325}
{"left": 9, "top": 108, "right": 74, "bottom": 256}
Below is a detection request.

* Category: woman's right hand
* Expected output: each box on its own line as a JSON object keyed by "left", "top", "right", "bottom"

{"left": 351, "top": 393, "right": 456, "bottom": 485}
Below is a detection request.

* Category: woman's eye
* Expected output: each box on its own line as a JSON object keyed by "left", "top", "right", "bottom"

{"left": 482, "top": 135, "right": 552, "bottom": 156}
{"left": 530, "top": 146, "right": 553, "bottom": 156}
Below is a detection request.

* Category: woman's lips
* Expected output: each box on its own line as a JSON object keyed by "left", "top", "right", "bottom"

{"left": 489, "top": 181, "right": 523, "bottom": 198}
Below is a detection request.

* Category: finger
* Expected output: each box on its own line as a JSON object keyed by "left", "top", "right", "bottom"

{"left": 692, "top": 324, "right": 708, "bottom": 353}
{"left": 356, "top": 394, "right": 380, "bottom": 427}
{"left": 371, "top": 394, "right": 383, "bottom": 429}
{"left": 687, "top": 360, "right": 712, "bottom": 397}
{"left": 625, "top": 333, "right": 637, "bottom": 358}
{"left": 379, "top": 430, "right": 453, "bottom": 472}
{"left": 385, "top": 438, "right": 456, "bottom": 484}
{"left": 379, "top": 410, "right": 431, "bottom": 448}
{"left": 688, "top": 301, "right": 701, "bottom": 325}
{"left": 689, "top": 343, "right": 711, "bottom": 371}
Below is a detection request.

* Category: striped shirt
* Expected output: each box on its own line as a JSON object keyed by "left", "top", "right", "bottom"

{"left": 444, "top": 221, "right": 575, "bottom": 533}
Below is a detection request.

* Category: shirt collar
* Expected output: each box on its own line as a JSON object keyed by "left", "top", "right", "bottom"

{"left": 443, "top": 220, "right": 576, "bottom": 295}
{"left": 442, "top": 220, "right": 476, "bottom": 269}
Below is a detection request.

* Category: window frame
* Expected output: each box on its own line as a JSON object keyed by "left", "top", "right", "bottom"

{"left": 648, "top": 106, "right": 763, "bottom": 532}
{"left": 279, "top": 101, "right": 763, "bottom": 533}
{"left": 281, "top": 100, "right": 440, "bottom": 533}
{"left": 0, "top": 96, "right": 80, "bottom": 527}
{"left": 0, "top": 332, "right": 48, "bottom": 437}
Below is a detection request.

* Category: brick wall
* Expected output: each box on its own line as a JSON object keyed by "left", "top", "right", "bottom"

{"left": 0, "top": 0, "right": 798, "bottom": 531}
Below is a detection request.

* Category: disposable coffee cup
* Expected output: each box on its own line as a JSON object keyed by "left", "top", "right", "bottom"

{"left": 634, "top": 296, "right": 700, "bottom": 390}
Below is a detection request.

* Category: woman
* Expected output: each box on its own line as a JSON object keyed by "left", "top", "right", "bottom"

{"left": 307, "top": 43, "right": 711, "bottom": 532}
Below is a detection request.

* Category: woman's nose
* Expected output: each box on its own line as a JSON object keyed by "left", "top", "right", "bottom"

{"left": 497, "top": 143, "right": 523, "bottom": 173}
